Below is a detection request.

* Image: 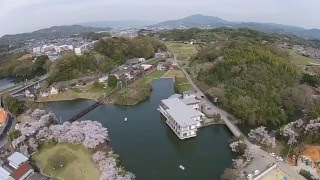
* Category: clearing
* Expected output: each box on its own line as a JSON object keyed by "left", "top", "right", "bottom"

{"left": 302, "top": 145, "right": 320, "bottom": 162}
{"left": 166, "top": 42, "right": 198, "bottom": 67}
{"left": 161, "top": 69, "right": 194, "bottom": 94}
{"left": 288, "top": 49, "right": 320, "bottom": 67}
{"left": 33, "top": 143, "right": 100, "bottom": 180}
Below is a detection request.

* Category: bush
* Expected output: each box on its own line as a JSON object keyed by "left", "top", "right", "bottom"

{"left": 108, "top": 75, "right": 117, "bottom": 87}
{"left": 4, "top": 96, "right": 24, "bottom": 115}
{"left": 9, "top": 130, "right": 21, "bottom": 140}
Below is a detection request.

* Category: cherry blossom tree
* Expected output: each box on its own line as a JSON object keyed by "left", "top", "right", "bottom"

{"left": 232, "top": 158, "right": 244, "bottom": 169}
{"left": 243, "top": 145, "right": 260, "bottom": 160}
{"left": 248, "top": 126, "right": 276, "bottom": 148}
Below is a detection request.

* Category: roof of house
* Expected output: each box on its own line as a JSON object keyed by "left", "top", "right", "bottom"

{"left": 26, "top": 172, "right": 49, "bottom": 180}
{"left": 0, "top": 108, "right": 8, "bottom": 125}
{"left": 7, "top": 152, "right": 28, "bottom": 166}
{"left": 181, "top": 97, "right": 200, "bottom": 105}
{"left": 183, "top": 91, "right": 197, "bottom": 97}
{"left": 168, "top": 94, "right": 182, "bottom": 99}
{"left": 51, "top": 83, "right": 61, "bottom": 90}
{"left": 161, "top": 98, "right": 201, "bottom": 127}
{"left": 0, "top": 167, "right": 10, "bottom": 180}
{"left": 10, "top": 163, "right": 33, "bottom": 180}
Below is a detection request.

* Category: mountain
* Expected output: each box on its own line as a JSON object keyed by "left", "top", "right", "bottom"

{"left": 150, "top": 14, "right": 320, "bottom": 40}
{"left": 150, "top": 14, "right": 228, "bottom": 28}
{"left": 79, "top": 20, "right": 155, "bottom": 28}
{"left": 0, "top": 25, "right": 111, "bottom": 45}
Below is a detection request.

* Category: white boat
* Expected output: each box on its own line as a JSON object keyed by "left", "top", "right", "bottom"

{"left": 179, "top": 165, "right": 185, "bottom": 170}
{"left": 124, "top": 118, "right": 127, "bottom": 121}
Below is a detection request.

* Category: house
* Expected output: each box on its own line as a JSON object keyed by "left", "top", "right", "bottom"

{"left": 0, "top": 167, "right": 10, "bottom": 180}
{"left": 7, "top": 152, "right": 28, "bottom": 169}
{"left": 124, "top": 70, "right": 134, "bottom": 80}
{"left": 10, "top": 163, "right": 34, "bottom": 180}
{"left": 112, "top": 70, "right": 126, "bottom": 80}
{"left": 169, "top": 94, "right": 182, "bottom": 99}
{"left": 183, "top": 91, "right": 197, "bottom": 99}
{"left": 26, "top": 172, "right": 49, "bottom": 180}
{"left": 159, "top": 98, "right": 203, "bottom": 139}
{"left": 25, "top": 90, "right": 34, "bottom": 98}
{"left": 141, "top": 64, "right": 153, "bottom": 71}
{"left": 39, "top": 88, "right": 49, "bottom": 97}
{"left": 157, "top": 62, "right": 168, "bottom": 71}
{"left": 99, "top": 75, "right": 109, "bottom": 83}
{"left": 50, "top": 83, "right": 61, "bottom": 95}
{"left": 0, "top": 108, "right": 8, "bottom": 127}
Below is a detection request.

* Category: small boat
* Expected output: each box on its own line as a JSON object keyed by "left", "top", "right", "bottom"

{"left": 124, "top": 118, "right": 127, "bottom": 121}
{"left": 179, "top": 165, "right": 185, "bottom": 170}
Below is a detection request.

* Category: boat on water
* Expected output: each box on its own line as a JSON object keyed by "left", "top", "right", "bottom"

{"left": 124, "top": 117, "right": 127, "bottom": 121}
{"left": 179, "top": 165, "right": 185, "bottom": 170}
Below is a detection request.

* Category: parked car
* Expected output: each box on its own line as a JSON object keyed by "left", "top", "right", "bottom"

{"left": 247, "top": 174, "right": 253, "bottom": 179}
{"left": 276, "top": 156, "right": 284, "bottom": 161}
{"left": 204, "top": 104, "right": 211, "bottom": 110}
{"left": 253, "top": 170, "right": 260, "bottom": 175}
{"left": 269, "top": 152, "right": 276, "bottom": 157}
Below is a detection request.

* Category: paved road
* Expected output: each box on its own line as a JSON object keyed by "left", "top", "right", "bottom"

{"left": 180, "top": 67, "right": 305, "bottom": 179}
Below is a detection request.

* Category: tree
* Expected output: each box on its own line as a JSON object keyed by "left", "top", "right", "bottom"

{"left": 9, "top": 130, "right": 21, "bottom": 140}
{"left": 4, "top": 96, "right": 24, "bottom": 115}
{"left": 108, "top": 75, "right": 117, "bottom": 87}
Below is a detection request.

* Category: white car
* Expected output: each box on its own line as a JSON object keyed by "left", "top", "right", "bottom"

{"left": 253, "top": 170, "right": 260, "bottom": 175}
{"left": 247, "top": 174, "right": 253, "bottom": 179}
{"left": 276, "top": 156, "right": 284, "bottom": 161}
{"left": 269, "top": 152, "right": 276, "bottom": 157}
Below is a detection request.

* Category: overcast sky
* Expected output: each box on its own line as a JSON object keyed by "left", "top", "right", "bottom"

{"left": 0, "top": 0, "right": 319, "bottom": 36}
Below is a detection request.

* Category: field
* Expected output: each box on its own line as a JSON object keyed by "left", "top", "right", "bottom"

{"left": 37, "top": 89, "right": 103, "bottom": 102}
{"left": 288, "top": 49, "right": 320, "bottom": 67}
{"left": 166, "top": 42, "right": 198, "bottom": 67}
{"left": 162, "top": 69, "right": 185, "bottom": 78}
{"left": 33, "top": 143, "right": 100, "bottom": 180}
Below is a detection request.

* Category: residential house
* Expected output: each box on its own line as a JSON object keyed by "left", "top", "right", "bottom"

{"left": 25, "top": 90, "right": 34, "bottom": 98}
{"left": 26, "top": 172, "right": 49, "bottom": 180}
{"left": 99, "top": 75, "right": 109, "bottom": 83}
{"left": 50, "top": 83, "right": 61, "bottom": 95}
{"left": 141, "top": 64, "right": 153, "bottom": 71}
{"left": 0, "top": 167, "right": 10, "bottom": 180}
{"left": 159, "top": 98, "right": 203, "bottom": 139}
{"left": 157, "top": 62, "right": 168, "bottom": 71}
{"left": 124, "top": 70, "right": 134, "bottom": 80}
{"left": 7, "top": 152, "right": 28, "bottom": 169}
{"left": 112, "top": 70, "right": 126, "bottom": 80}
{"left": 39, "top": 88, "right": 49, "bottom": 97}
{"left": 10, "top": 163, "right": 34, "bottom": 180}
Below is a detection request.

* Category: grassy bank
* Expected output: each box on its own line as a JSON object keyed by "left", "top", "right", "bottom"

{"left": 112, "top": 71, "right": 166, "bottom": 105}
{"left": 162, "top": 69, "right": 194, "bottom": 94}
{"left": 33, "top": 143, "right": 100, "bottom": 180}
{"left": 37, "top": 89, "right": 103, "bottom": 102}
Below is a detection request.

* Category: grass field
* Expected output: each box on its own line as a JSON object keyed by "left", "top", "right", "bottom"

{"left": 166, "top": 42, "right": 198, "bottom": 67}
{"left": 33, "top": 143, "right": 100, "bottom": 180}
{"left": 175, "top": 77, "right": 194, "bottom": 94}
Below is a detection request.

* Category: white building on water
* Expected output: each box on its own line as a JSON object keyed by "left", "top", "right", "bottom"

{"left": 159, "top": 94, "right": 204, "bottom": 139}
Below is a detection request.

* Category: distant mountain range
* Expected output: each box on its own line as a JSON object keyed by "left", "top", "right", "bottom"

{"left": 0, "top": 25, "right": 110, "bottom": 45}
{"left": 149, "top": 14, "right": 320, "bottom": 40}
{"left": 1, "top": 14, "right": 320, "bottom": 45}
{"left": 79, "top": 20, "right": 155, "bottom": 29}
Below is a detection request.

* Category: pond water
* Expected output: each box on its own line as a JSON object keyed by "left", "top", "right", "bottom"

{"left": 45, "top": 79, "right": 235, "bottom": 180}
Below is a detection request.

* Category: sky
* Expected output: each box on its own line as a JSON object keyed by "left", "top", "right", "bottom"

{"left": 0, "top": 0, "right": 319, "bottom": 36}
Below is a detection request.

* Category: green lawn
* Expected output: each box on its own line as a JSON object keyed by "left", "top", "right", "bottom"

{"left": 139, "top": 71, "right": 167, "bottom": 86}
{"left": 145, "top": 58, "right": 163, "bottom": 65}
{"left": 33, "top": 143, "right": 100, "bottom": 180}
{"left": 288, "top": 49, "right": 319, "bottom": 67}
{"left": 175, "top": 77, "right": 194, "bottom": 94}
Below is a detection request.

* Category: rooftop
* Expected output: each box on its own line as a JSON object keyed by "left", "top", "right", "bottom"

{"left": 10, "top": 163, "right": 33, "bottom": 180}
{"left": 181, "top": 97, "right": 200, "bottom": 105}
{"left": 161, "top": 98, "right": 201, "bottom": 127}
{"left": 0, "top": 108, "right": 8, "bottom": 124}
{"left": 7, "top": 152, "right": 28, "bottom": 166}
{"left": 0, "top": 167, "right": 10, "bottom": 180}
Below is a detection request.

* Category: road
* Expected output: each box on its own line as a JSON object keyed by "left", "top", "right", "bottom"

{"left": 0, "top": 113, "right": 15, "bottom": 149}
{"left": 180, "top": 67, "right": 305, "bottom": 179}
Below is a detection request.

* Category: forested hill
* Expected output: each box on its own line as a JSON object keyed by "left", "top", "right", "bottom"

{"left": 0, "top": 25, "right": 111, "bottom": 45}
{"left": 162, "top": 28, "right": 320, "bottom": 125}
{"left": 197, "top": 41, "right": 302, "bottom": 125}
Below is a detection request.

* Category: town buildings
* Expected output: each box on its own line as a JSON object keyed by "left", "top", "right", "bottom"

{"left": 0, "top": 152, "right": 48, "bottom": 180}
{"left": 159, "top": 93, "right": 204, "bottom": 139}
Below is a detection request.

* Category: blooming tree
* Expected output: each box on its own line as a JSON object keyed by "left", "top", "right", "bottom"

{"left": 248, "top": 126, "right": 276, "bottom": 148}
{"left": 232, "top": 158, "right": 244, "bottom": 169}
{"left": 243, "top": 145, "right": 260, "bottom": 160}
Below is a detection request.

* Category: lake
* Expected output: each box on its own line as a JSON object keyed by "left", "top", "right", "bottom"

{"left": 45, "top": 78, "right": 235, "bottom": 180}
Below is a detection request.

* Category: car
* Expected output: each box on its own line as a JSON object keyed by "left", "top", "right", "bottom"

{"left": 276, "top": 156, "right": 284, "bottom": 161}
{"left": 247, "top": 174, "right": 253, "bottom": 179}
{"left": 204, "top": 104, "right": 211, "bottom": 110}
{"left": 253, "top": 170, "right": 260, "bottom": 175}
{"left": 269, "top": 152, "right": 276, "bottom": 157}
